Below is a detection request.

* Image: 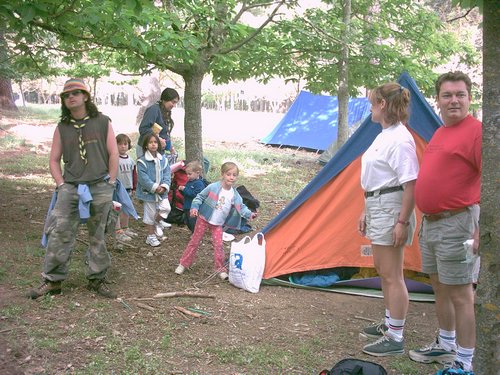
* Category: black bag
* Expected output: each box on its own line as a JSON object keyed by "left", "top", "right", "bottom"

{"left": 320, "top": 358, "right": 387, "bottom": 375}
{"left": 236, "top": 185, "right": 260, "bottom": 212}
{"left": 165, "top": 206, "right": 184, "bottom": 224}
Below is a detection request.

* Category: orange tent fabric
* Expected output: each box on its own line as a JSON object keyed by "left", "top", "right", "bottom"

{"left": 263, "top": 129, "right": 428, "bottom": 279}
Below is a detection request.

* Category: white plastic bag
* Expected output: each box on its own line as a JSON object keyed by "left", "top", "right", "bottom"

{"left": 228, "top": 232, "right": 266, "bottom": 293}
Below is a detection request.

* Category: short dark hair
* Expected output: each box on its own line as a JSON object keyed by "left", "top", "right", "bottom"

{"left": 142, "top": 133, "right": 161, "bottom": 152}
{"left": 435, "top": 71, "right": 472, "bottom": 97}
{"left": 160, "top": 88, "right": 180, "bottom": 102}
{"left": 116, "top": 134, "right": 132, "bottom": 150}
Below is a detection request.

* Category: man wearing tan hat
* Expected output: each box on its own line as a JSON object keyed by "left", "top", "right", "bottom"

{"left": 28, "top": 78, "right": 119, "bottom": 299}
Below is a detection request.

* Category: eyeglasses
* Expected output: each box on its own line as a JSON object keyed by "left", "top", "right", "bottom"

{"left": 61, "top": 90, "right": 84, "bottom": 99}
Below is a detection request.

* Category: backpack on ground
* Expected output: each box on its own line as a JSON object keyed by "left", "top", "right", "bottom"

{"left": 166, "top": 164, "right": 188, "bottom": 224}
{"left": 319, "top": 358, "right": 387, "bottom": 375}
{"left": 225, "top": 185, "right": 260, "bottom": 234}
{"left": 237, "top": 185, "right": 260, "bottom": 212}
{"left": 165, "top": 163, "right": 210, "bottom": 225}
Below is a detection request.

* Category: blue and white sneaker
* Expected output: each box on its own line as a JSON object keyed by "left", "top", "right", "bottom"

{"left": 435, "top": 361, "right": 474, "bottom": 375}
{"left": 409, "top": 337, "right": 456, "bottom": 364}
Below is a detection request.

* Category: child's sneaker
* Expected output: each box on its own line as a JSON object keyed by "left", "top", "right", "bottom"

{"left": 175, "top": 265, "right": 185, "bottom": 275}
{"left": 123, "top": 228, "right": 138, "bottom": 237}
{"left": 219, "top": 272, "right": 229, "bottom": 280}
{"left": 116, "top": 230, "right": 132, "bottom": 242}
{"left": 222, "top": 232, "right": 235, "bottom": 242}
{"left": 154, "top": 223, "right": 164, "bottom": 237}
{"left": 158, "top": 220, "right": 172, "bottom": 229}
{"left": 146, "top": 234, "right": 161, "bottom": 247}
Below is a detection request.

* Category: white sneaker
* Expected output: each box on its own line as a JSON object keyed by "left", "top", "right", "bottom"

{"left": 123, "top": 228, "right": 138, "bottom": 237}
{"left": 154, "top": 224, "right": 164, "bottom": 237}
{"left": 158, "top": 221, "right": 172, "bottom": 229}
{"left": 116, "top": 231, "right": 132, "bottom": 242}
{"left": 175, "top": 265, "right": 185, "bottom": 275}
{"left": 219, "top": 272, "right": 229, "bottom": 280}
{"left": 145, "top": 235, "right": 161, "bottom": 247}
{"left": 222, "top": 232, "right": 235, "bottom": 242}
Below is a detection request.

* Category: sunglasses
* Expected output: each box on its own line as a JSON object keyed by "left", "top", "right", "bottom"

{"left": 61, "top": 90, "right": 84, "bottom": 99}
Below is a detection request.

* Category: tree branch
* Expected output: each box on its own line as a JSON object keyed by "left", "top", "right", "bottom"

{"left": 25, "top": 19, "right": 183, "bottom": 74}
{"left": 301, "top": 17, "right": 343, "bottom": 45}
{"left": 446, "top": 8, "right": 474, "bottom": 22}
{"left": 219, "top": 0, "right": 286, "bottom": 55}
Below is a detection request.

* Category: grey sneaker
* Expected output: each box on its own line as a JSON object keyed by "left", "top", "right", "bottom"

{"left": 409, "top": 337, "right": 456, "bottom": 364}
{"left": 362, "top": 334, "right": 404, "bottom": 357}
{"left": 219, "top": 272, "right": 229, "bottom": 280}
{"left": 360, "top": 321, "right": 388, "bottom": 339}
{"left": 27, "top": 280, "right": 62, "bottom": 299}
{"left": 87, "top": 279, "right": 117, "bottom": 299}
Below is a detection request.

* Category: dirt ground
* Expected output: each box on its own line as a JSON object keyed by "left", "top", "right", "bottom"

{"left": 0, "top": 116, "right": 441, "bottom": 375}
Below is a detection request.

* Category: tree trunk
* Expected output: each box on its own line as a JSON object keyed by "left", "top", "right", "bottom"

{"left": 337, "top": 0, "right": 351, "bottom": 147}
{"left": 474, "top": 0, "right": 500, "bottom": 373}
{"left": 0, "top": 78, "right": 17, "bottom": 111}
{"left": 182, "top": 68, "right": 205, "bottom": 167}
{"left": 0, "top": 31, "right": 18, "bottom": 111}
{"left": 18, "top": 80, "right": 26, "bottom": 107}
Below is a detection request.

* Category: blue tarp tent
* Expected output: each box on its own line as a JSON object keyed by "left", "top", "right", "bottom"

{"left": 261, "top": 91, "right": 371, "bottom": 151}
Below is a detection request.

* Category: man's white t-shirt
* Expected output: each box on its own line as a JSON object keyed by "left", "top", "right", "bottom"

{"left": 361, "top": 123, "right": 419, "bottom": 192}
{"left": 209, "top": 187, "right": 234, "bottom": 225}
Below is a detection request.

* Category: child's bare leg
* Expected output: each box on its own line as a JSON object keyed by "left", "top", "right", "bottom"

{"left": 115, "top": 216, "right": 122, "bottom": 230}
{"left": 120, "top": 212, "right": 130, "bottom": 228}
{"left": 155, "top": 212, "right": 163, "bottom": 223}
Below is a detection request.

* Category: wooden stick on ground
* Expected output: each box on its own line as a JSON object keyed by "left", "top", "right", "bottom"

{"left": 76, "top": 237, "right": 134, "bottom": 248}
{"left": 174, "top": 306, "right": 202, "bottom": 318}
{"left": 354, "top": 315, "right": 377, "bottom": 323}
{"left": 115, "top": 240, "right": 135, "bottom": 248}
{"left": 136, "top": 302, "right": 155, "bottom": 312}
{"left": 153, "top": 292, "right": 215, "bottom": 299}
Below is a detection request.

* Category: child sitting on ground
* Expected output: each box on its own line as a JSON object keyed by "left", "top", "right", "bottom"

{"left": 136, "top": 134, "right": 172, "bottom": 247}
{"left": 175, "top": 162, "right": 257, "bottom": 280}
{"left": 178, "top": 161, "right": 206, "bottom": 232}
{"left": 115, "top": 134, "right": 138, "bottom": 242}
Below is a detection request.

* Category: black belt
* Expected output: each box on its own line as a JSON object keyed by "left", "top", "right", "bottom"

{"left": 365, "top": 186, "right": 403, "bottom": 198}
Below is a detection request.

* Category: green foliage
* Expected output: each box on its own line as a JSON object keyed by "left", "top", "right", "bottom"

{"left": 0, "top": 0, "right": 480, "bottom": 158}
{"left": 452, "top": 0, "right": 483, "bottom": 12}
{"left": 229, "top": 0, "right": 480, "bottom": 96}
{"left": 1, "top": 1, "right": 292, "bottom": 80}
